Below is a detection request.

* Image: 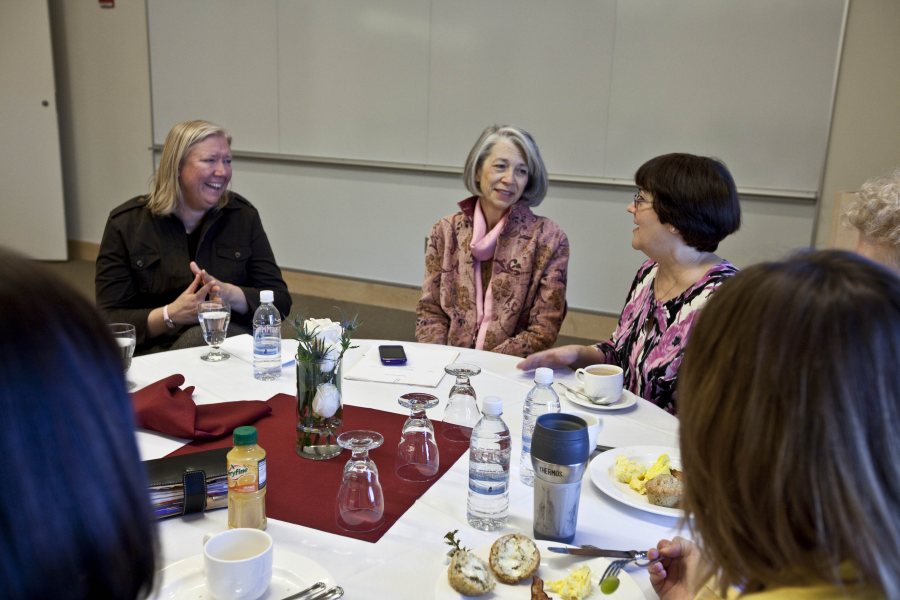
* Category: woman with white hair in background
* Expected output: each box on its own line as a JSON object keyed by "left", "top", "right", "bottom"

{"left": 843, "top": 168, "right": 900, "bottom": 271}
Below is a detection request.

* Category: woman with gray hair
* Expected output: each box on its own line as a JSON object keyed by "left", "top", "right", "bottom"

{"left": 416, "top": 125, "right": 569, "bottom": 357}
{"left": 843, "top": 168, "right": 900, "bottom": 271}
{"left": 96, "top": 120, "right": 291, "bottom": 353}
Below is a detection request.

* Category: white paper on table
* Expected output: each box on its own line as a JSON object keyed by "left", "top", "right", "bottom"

{"left": 343, "top": 343, "right": 459, "bottom": 387}
{"left": 219, "top": 334, "right": 299, "bottom": 367}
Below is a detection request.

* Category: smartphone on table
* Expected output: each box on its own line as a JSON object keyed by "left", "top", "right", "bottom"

{"left": 378, "top": 344, "right": 407, "bottom": 366}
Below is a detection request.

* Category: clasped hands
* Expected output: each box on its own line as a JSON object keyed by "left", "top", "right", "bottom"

{"left": 164, "top": 261, "right": 248, "bottom": 326}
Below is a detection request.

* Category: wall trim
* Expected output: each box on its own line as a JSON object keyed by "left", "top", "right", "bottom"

{"left": 68, "top": 240, "right": 615, "bottom": 340}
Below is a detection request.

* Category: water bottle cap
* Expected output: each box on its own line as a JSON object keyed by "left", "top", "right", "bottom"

{"left": 482, "top": 396, "right": 503, "bottom": 416}
{"left": 233, "top": 425, "right": 258, "bottom": 445}
{"left": 534, "top": 367, "right": 553, "bottom": 385}
{"left": 260, "top": 290, "right": 274, "bottom": 303}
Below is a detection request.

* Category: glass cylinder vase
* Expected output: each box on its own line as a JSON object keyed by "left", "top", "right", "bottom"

{"left": 296, "top": 357, "right": 343, "bottom": 460}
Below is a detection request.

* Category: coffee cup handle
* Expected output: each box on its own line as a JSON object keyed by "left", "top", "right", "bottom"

{"left": 575, "top": 368, "right": 586, "bottom": 383}
{"left": 202, "top": 532, "right": 214, "bottom": 547}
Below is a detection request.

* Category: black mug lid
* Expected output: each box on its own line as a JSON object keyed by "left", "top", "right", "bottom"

{"left": 532, "top": 413, "right": 589, "bottom": 465}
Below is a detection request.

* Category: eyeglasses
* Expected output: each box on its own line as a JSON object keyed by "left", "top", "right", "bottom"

{"left": 633, "top": 191, "right": 651, "bottom": 209}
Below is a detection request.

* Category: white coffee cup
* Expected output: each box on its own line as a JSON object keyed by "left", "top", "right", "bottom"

{"left": 575, "top": 364, "right": 624, "bottom": 403}
{"left": 568, "top": 411, "right": 602, "bottom": 450}
{"left": 203, "top": 528, "right": 273, "bottom": 600}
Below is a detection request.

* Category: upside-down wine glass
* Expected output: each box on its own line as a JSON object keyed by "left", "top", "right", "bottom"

{"left": 198, "top": 300, "right": 231, "bottom": 362}
{"left": 335, "top": 430, "right": 385, "bottom": 532}
{"left": 108, "top": 322, "right": 137, "bottom": 390}
{"left": 396, "top": 392, "right": 440, "bottom": 482}
{"left": 441, "top": 363, "right": 481, "bottom": 442}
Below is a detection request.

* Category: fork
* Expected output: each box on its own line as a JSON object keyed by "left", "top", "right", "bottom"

{"left": 599, "top": 558, "right": 630, "bottom": 584}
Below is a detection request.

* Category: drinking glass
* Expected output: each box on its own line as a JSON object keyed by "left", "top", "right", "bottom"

{"left": 108, "top": 323, "right": 136, "bottom": 389}
{"left": 441, "top": 363, "right": 481, "bottom": 442}
{"left": 396, "top": 392, "right": 440, "bottom": 481}
{"left": 336, "top": 430, "right": 385, "bottom": 532}
{"left": 198, "top": 300, "right": 231, "bottom": 362}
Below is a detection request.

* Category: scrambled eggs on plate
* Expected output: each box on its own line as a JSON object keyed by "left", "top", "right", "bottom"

{"left": 613, "top": 454, "right": 671, "bottom": 494}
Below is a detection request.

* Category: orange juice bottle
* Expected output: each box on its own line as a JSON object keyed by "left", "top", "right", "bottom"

{"left": 227, "top": 426, "right": 267, "bottom": 529}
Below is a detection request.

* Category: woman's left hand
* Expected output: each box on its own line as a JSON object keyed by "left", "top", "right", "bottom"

{"left": 189, "top": 261, "right": 249, "bottom": 314}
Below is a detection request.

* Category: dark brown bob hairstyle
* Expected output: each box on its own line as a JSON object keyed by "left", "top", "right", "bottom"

{"left": 635, "top": 153, "right": 741, "bottom": 252}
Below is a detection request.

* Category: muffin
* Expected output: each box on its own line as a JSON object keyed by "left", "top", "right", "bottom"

{"left": 646, "top": 473, "right": 683, "bottom": 508}
{"left": 489, "top": 533, "right": 541, "bottom": 584}
{"left": 448, "top": 550, "right": 496, "bottom": 596}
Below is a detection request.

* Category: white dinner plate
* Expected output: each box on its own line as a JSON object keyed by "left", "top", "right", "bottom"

{"left": 589, "top": 445, "right": 683, "bottom": 518}
{"left": 151, "top": 549, "right": 335, "bottom": 599}
{"left": 434, "top": 539, "right": 644, "bottom": 599}
{"left": 563, "top": 385, "right": 638, "bottom": 411}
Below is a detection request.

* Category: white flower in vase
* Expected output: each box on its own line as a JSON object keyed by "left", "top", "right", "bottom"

{"left": 312, "top": 382, "right": 341, "bottom": 418}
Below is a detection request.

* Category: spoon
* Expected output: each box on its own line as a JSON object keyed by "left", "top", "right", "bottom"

{"left": 557, "top": 382, "right": 617, "bottom": 406}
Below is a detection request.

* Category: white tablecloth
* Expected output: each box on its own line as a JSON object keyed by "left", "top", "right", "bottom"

{"left": 135, "top": 336, "right": 682, "bottom": 599}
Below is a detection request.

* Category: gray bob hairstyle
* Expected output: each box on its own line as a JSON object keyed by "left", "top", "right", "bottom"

{"left": 147, "top": 119, "right": 232, "bottom": 216}
{"left": 462, "top": 125, "right": 548, "bottom": 207}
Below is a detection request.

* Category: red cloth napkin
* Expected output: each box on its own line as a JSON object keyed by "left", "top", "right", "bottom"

{"left": 169, "top": 393, "right": 471, "bottom": 543}
{"left": 132, "top": 374, "right": 272, "bottom": 440}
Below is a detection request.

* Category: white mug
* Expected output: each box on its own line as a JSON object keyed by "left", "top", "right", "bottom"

{"left": 575, "top": 364, "right": 624, "bottom": 402}
{"left": 568, "top": 411, "right": 602, "bottom": 450}
{"left": 203, "top": 528, "right": 273, "bottom": 600}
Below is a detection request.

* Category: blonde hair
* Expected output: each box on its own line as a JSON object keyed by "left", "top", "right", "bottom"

{"left": 843, "top": 168, "right": 900, "bottom": 265}
{"left": 147, "top": 120, "right": 232, "bottom": 215}
{"left": 679, "top": 250, "right": 900, "bottom": 597}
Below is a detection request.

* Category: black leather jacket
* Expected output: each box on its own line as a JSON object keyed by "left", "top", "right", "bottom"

{"left": 95, "top": 193, "right": 291, "bottom": 349}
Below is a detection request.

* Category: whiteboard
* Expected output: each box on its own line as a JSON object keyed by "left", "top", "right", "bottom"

{"left": 147, "top": 0, "right": 846, "bottom": 195}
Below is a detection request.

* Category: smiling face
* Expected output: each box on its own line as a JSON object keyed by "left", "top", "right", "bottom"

{"left": 477, "top": 138, "right": 529, "bottom": 226}
{"left": 628, "top": 189, "right": 681, "bottom": 257}
{"left": 178, "top": 134, "right": 232, "bottom": 214}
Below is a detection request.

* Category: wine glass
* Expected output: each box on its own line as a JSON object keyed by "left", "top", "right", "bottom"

{"left": 442, "top": 363, "right": 481, "bottom": 442}
{"left": 396, "top": 392, "right": 440, "bottom": 482}
{"left": 335, "top": 430, "right": 385, "bottom": 532}
{"left": 197, "top": 300, "right": 231, "bottom": 362}
{"left": 108, "top": 323, "right": 136, "bottom": 390}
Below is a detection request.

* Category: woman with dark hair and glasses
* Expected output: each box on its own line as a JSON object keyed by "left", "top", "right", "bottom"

{"left": 519, "top": 153, "right": 741, "bottom": 414}
{"left": 648, "top": 250, "right": 900, "bottom": 598}
{"left": 0, "top": 247, "right": 157, "bottom": 599}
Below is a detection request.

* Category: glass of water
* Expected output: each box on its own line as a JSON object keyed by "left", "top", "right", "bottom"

{"left": 198, "top": 300, "right": 231, "bottom": 362}
{"left": 108, "top": 323, "right": 136, "bottom": 389}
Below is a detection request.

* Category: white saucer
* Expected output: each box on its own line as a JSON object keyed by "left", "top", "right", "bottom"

{"left": 563, "top": 385, "right": 638, "bottom": 411}
{"left": 152, "top": 549, "right": 334, "bottom": 599}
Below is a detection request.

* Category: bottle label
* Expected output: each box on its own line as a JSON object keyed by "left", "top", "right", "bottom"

{"left": 228, "top": 458, "right": 265, "bottom": 493}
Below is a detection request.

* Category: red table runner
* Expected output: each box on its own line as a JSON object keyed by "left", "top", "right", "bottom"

{"left": 169, "top": 393, "right": 470, "bottom": 543}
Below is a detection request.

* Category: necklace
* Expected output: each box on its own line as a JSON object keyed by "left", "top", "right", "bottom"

{"left": 654, "top": 274, "right": 680, "bottom": 302}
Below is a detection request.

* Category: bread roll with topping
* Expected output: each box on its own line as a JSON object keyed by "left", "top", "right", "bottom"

{"left": 646, "top": 473, "right": 683, "bottom": 508}
{"left": 447, "top": 550, "right": 496, "bottom": 596}
{"left": 489, "top": 533, "right": 541, "bottom": 584}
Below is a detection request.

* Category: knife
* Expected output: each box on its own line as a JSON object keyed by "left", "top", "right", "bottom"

{"left": 546, "top": 546, "right": 638, "bottom": 559}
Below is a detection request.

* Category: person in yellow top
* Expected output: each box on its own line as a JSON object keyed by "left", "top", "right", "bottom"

{"left": 647, "top": 250, "right": 899, "bottom": 599}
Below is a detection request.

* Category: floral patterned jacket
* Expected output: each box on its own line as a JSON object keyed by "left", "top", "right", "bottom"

{"left": 597, "top": 259, "right": 738, "bottom": 414}
{"left": 416, "top": 197, "right": 569, "bottom": 357}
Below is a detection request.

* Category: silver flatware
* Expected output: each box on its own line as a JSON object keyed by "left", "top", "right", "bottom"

{"left": 309, "top": 586, "right": 343, "bottom": 600}
{"left": 546, "top": 545, "right": 648, "bottom": 561}
{"left": 557, "top": 382, "right": 616, "bottom": 406}
{"left": 280, "top": 581, "right": 327, "bottom": 600}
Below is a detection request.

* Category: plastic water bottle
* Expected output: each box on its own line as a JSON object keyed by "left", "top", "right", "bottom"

{"left": 520, "top": 367, "right": 561, "bottom": 486}
{"left": 466, "top": 396, "right": 511, "bottom": 531}
{"left": 252, "top": 290, "right": 281, "bottom": 381}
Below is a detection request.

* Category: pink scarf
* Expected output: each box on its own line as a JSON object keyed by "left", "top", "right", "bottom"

{"left": 470, "top": 200, "right": 508, "bottom": 349}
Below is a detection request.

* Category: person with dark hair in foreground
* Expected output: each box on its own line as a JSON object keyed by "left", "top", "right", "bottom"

{"left": 0, "top": 247, "right": 157, "bottom": 599}
{"left": 519, "top": 153, "right": 741, "bottom": 413}
{"left": 649, "top": 250, "right": 900, "bottom": 599}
